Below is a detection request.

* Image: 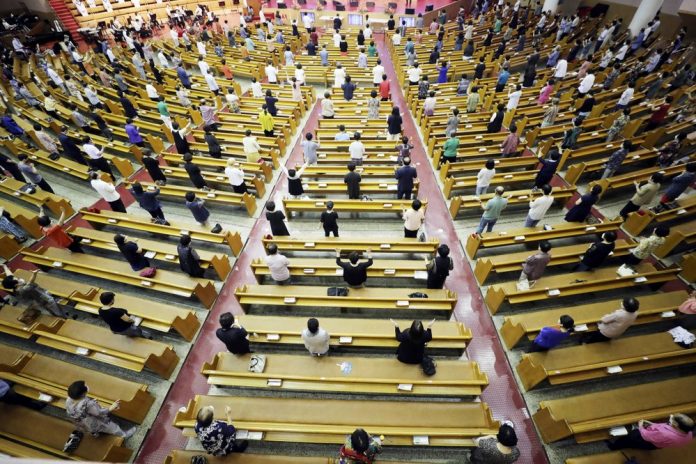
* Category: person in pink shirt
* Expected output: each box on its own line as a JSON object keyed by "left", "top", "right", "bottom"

{"left": 500, "top": 123, "right": 520, "bottom": 158}
{"left": 678, "top": 291, "right": 696, "bottom": 315}
{"left": 608, "top": 414, "right": 694, "bottom": 450}
{"left": 538, "top": 78, "right": 555, "bottom": 105}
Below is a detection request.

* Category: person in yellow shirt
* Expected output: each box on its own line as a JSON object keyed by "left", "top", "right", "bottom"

{"left": 259, "top": 104, "right": 275, "bottom": 136}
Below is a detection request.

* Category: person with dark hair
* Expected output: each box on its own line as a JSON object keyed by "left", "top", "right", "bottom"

{"left": 619, "top": 172, "right": 663, "bottom": 219}
{"left": 339, "top": 428, "right": 382, "bottom": 464}
{"left": 82, "top": 136, "right": 116, "bottom": 182}
{"left": 524, "top": 185, "right": 554, "bottom": 227}
{"left": 661, "top": 162, "right": 696, "bottom": 204}
{"left": 301, "top": 318, "right": 330, "bottom": 356}
{"left": 141, "top": 149, "right": 167, "bottom": 185}
{"left": 657, "top": 133, "right": 688, "bottom": 168}
{"left": 402, "top": 199, "right": 425, "bottom": 238}
{"left": 469, "top": 423, "right": 520, "bottom": 463}
{"left": 171, "top": 121, "right": 191, "bottom": 155}
{"left": 583, "top": 297, "right": 640, "bottom": 343}
{"left": 344, "top": 163, "right": 361, "bottom": 200}
{"left": 576, "top": 231, "right": 617, "bottom": 271}
{"left": 178, "top": 235, "right": 204, "bottom": 278}
{"left": 1, "top": 265, "right": 68, "bottom": 318}
{"left": 500, "top": 123, "right": 519, "bottom": 157}
{"left": 194, "top": 405, "right": 248, "bottom": 455}
{"left": 90, "top": 172, "right": 126, "bottom": 213}
{"left": 476, "top": 159, "right": 496, "bottom": 196}
{"left": 601, "top": 140, "right": 632, "bottom": 179}
{"left": 561, "top": 117, "right": 583, "bottom": 149}
{"left": 17, "top": 154, "right": 54, "bottom": 193}
{"left": 125, "top": 118, "right": 144, "bottom": 147}
{"left": 98, "top": 292, "right": 150, "bottom": 338}
{"left": 395, "top": 156, "right": 417, "bottom": 200}
{"left": 487, "top": 104, "right": 505, "bottom": 133}
{"left": 0, "top": 153, "right": 26, "bottom": 181}
{"left": 621, "top": 226, "right": 670, "bottom": 269}
{"left": 204, "top": 126, "right": 222, "bottom": 159}
{"left": 215, "top": 312, "right": 251, "bottom": 355}
{"left": 301, "top": 132, "right": 319, "bottom": 165}
{"left": 335, "top": 249, "right": 373, "bottom": 288}
{"left": 37, "top": 206, "right": 82, "bottom": 252}
{"left": 395, "top": 136, "right": 414, "bottom": 165}
{"left": 387, "top": 106, "right": 403, "bottom": 141}
{"left": 441, "top": 131, "right": 460, "bottom": 165}
{"left": 533, "top": 149, "right": 560, "bottom": 190}
{"left": 183, "top": 153, "right": 209, "bottom": 190}
{"left": 517, "top": 241, "right": 552, "bottom": 290}
{"left": 265, "top": 201, "right": 290, "bottom": 236}
{"left": 607, "top": 413, "right": 694, "bottom": 451}
{"left": 475, "top": 187, "right": 508, "bottom": 235}
{"left": 185, "top": 191, "right": 211, "bottom": 227}
{"left": 0, "top": 379, "right": 46, "bottom": 409}
{"left": 425, "top": 244, "right": 454, "bottom": 289}
{"left": 320, "top": 201, "right": 339, "bottom": 237}
{"left": 391, "top": 319, "right": 434, "bottom": 364}
{"left": 564, "top": 185, "right": 602, "bottom": 223}
{"left": 264, "top": 244, "right": 291, "bottom": 284}
{"left": 114, "top": 234, "right": 150, "bottom": 272}
{"left": 527, "top": 316, "right": 575, "bottom": 352}
{"left": 645, "top": 95, "right": 673, "bottom": 131}
{"left": 66, "top": 380, "right": 135, "bottom": 438}
{"left": 130, "top": 182, "right": 167, "bottom": 224}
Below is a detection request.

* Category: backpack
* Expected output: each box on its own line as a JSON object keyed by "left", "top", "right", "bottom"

{"left": 421, "top": 356, "right": 436, "bottom": 376}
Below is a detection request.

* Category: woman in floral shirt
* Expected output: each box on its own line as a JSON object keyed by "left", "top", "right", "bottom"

{"left": 194, "top": 406, "right": 248, "bottom": 456}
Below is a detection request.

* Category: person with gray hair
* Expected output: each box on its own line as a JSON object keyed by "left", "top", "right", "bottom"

{"left": 194, "top": 405, "right": 248, "bottom": 456}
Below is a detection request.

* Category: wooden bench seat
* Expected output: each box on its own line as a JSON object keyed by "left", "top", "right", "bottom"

{"left": 166, "top": 450, "right": 334, "bottom": 464}
{"left": 623, "top": 195, "right": 696, "bottom": 236}
{"left": 473, "top": 239, "right": 635, "bottom": 284}
{"left": 0, "top": 344, "right": 154, "bottom": 423}
{"left": 465, "top": 220, "right": 622, "bottom": 259}
{"left": 236, "top": 315, "right": 471, "bottom": 351}
{"left": 160, "top": 152, "right": 273, "bottom": 182}
{"left": 261, "top": 237, "right": 440, "bottom": 254}
{"left": 655, "top": 218, "right": 696, "bottom": 258}
{"left": 301, "top": 179, "right": 419, "bottom": 196}
{"left": 34, "top": 319, "right": 178, "bottom": 378}
{"left": 79, "top": 209, "right": 243, "bottom": 255}
{"left": 450, "top": 186, "right": 577, "bottom": 219}
{"left": 202, "top": 352, "right": 488, "bottom": 396}
{"left": 485, "top": 263, "right": 681, "bottom": 314}
{"left": 0, "top": 404, "right": 132, "bottom": 461}
{"left": 565, "top": 440, "right": 696, "bottom": 464}
{"left": 173, "top": 395, "right": 500, "bottom": 446}
{"left": 298, "top": 165, "right": 403, "bottom": 180}
{"left": 0, "top": 233, "right": 21, "bottom": 259}
{"left": 0, "top": 304, "right": 62, "bottom": 339}
{"left": 518, "top": 330, "right": 696, "bottom": 390}
{"left": 1, "top": 201, "right": 42, "bottom": 238}
{"left": 283, "top": 198, "right": 427, "bottom": 216}
{"left": 251, "top": 257, "right": 427, "bottom": 280}
{"left": 444, "top": 169, "right": 545, "bottom": 198}
{"left": 533, "top": 375, "right": 696, "bottom": 443}
{"left": 235, "top": 284, "right": 456, "bottom": 313}
{"left": 581, "top": 158, "right": 692, "bottom": 194}
{"left": 499, "top": 291, "right": 689, "bottom": 349}
{"left": 22, "top": 246, "right": 218, "bottom": 309}
{"left": 157, "top": 164, "right": 267, "bottom": 195}
{"left": 0, "top": 176, "right": 74, "bottom": 216}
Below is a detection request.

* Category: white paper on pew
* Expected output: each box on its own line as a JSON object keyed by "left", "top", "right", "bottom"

{"left": 414, "top": 271, "right": 428, "bottom": 280}
{"left": 216, "top": 176, "right": 225, "bottom": 181}
{"left": 465, "top": 124, "right": 473, "bottom": 128}
{"left": 38, "top": 393, "right": 54, "bottom": 402}
{"left": 267, "top": 379, "right": 283, "bottom": 387}
{"left": 634, "top": 276, "right": 648, "bottom": 283}
{"left": 180, "top": 230, "right": 189, "bottom": 235}
{"left": 165, "top": 254, "right": 176, "bottom": 260}
{"left": 494, "top": 159, "right": 500, "bottom": 163}
{"left": 518, "top": 195, "right": 528, "bottom": 200}
{"left": 585, "top": 226, "right": 597, "bottom": 232}
{"left": 547, "top": 289, "right": 561, "bottom": 296}
{"left": 283, "top": 297, "right": 297, "bottom": 304}
{"left": 266, "top": 333, "right": 280, "bottom": 341}
{"left": 63, "top": 167, "right": 71, "bottom": 171}
{"left": 13, "top": 192, "right": 20, "bottom": 196}
{"left": 52, "top": 261, "right": 63, "bottom": 268}
{"left": 380, "top": 243, "right": 391, "bottom": 249}
{"left": 632, "top": 155, "right": 640, "bottom": 159}
{"left": 335, "top": 269, "right": 344, "bottom": 276}
{"left": 319, "top": 154, "right": 326, "bottom": 158}
{"left": 141, "top": 281, "right": 152, "bottom": 287}
{"left": 396, "top": 300, "right": 410, "bottom": 307}
{"left": 384, "top": 269, "right": 396, "bottom": 275}
{"left": 303, "top": 269, "right": 315, "bottom": 274}
{"left": 315, "top": 202, "right": 324, "bottom": 207}
{"left": 383, "top": 203, "right": 393, "bottom": 207}
{"left": 610, "top": 427, "right": 629, "bottom": 437}
{"left": 318, "top": 183, "right": 327, "bottom": 187}
{"left": 81, "top": 239, "right": 91, "bottom": 244}
{"left": 164, "top": 169, "right": 173, "bottom": 173}
{"left": 206, "top": 193, "right": 216, "bottom": 198}
{"left": 504, "top": 175, "right": 513, "bottom": 179}
{"left": 247, "top": 432, "right": 264, "bottom": 440}
{"left": 304, "top": 242, "right": 315, "bottom": 248}
{"left": 413, "top": 436, "right": 430, "bottom": 445}
{"left": 339, "top": 336, "right": 353, "bottom": 344}
{"left": 476, "top": 135, "right": 483, "bottom": 139}
{"left": 543, "top": 224, "right": 553, "bottom": 231}
{"left": 75, "top": 347, "right": 90, "bottom": 355}
{"left": 144, "top": 251, "right": 156, "bottom": 259}
{"left": 387, "top": 185, "right": 398, "bottom": 191}
{"left": 479, "top": 148, "right": 487, "bottom": 152}
{"left": 379, "top": 183, "right": 388, "bottom": 188}
{"left": 398, "top": 383, "right": 413, "bottom": 391}
{"left": 147, "top": 185, "right": 156, "bottom": 191}
{"left": 606, "top": 144, "right": 613, "bottom": 148}
{"left": 676, "top": 209, "right": 687, "bottom": 215}
{"left": 107, "top": 218, "right": 118, "bottom": 224}
{"left": 606, "top": 365, "right": 623, "bottom": 374}
{"left": 661, "top": 311, "right": 676, "bottom": 318}
{"left": 591, "top": 132, "right": 599, "bottom": 136}
{"left": 132, "top": 316, "right": 143, "bottom": 327}
{"left": 514, "top": 236, "right": 525, "bottom": 241}
{"left": 574, "top": 324, "right": 589, "bottom": 332}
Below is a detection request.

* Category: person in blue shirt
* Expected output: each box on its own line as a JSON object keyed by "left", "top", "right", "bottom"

{"left": 395, "top": 156, "right": 418, "bottom": 200}
{"left": 342, "top": 76, "right": 356, "bottom": 101}
{"left": 176, "top": 65, "right": 191, "bottom": 89}
{"left": 495, "top": 66, "right": 510, "bottom": 92}
{"left": 404, "top": 37, "right": 414, "bottom": 56}
{"left": 527, "top": 315, "right": 575, "bottom": 352}
{"left": 319, "top": 44, "right": 329, "bottom": 66}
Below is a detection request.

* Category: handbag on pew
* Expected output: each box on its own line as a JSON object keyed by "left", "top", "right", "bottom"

{"left": 621, "top": 452, "right": 639, "bottom": 464}
{"left": 62, "top": 430, "right": 83, "bottom": 454}
{"left": 139, "top": 267, "right": 157, "bottom": 278}
{"left": 421, "top": 356, "right": 437, "bottom": 376}
{"left": 327, "top": 287, "right": 349, "bottom": 297}
{"left": 17, "top": 307, "right": 41, "bottom": 325}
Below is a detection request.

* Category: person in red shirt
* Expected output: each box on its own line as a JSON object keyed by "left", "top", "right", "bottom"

{"left": 645, "top": 95, "right": 672, "bottom": 131}
{"left": 379, "top": 74, "right": 390, "bottom": 101}
{"left": 309, "top": 27, "right": 319, "bottom": 46}
{"left": 37, "top": 206, "right": 83, "bottom": 253}
{"left": 219, "top": 59, "right": 234, "bottom": 80}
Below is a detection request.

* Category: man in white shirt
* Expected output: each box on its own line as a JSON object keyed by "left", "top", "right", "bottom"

{"left": 264, "top": 244, "right": 290, "bottom": 284}
{"left": 407, "top": 64, "right": 422, "bottom": 85}
{"left": 553, "top": 58, "right": 568, "bottom": 79}
{"left": 169, "top": 28, "right": 179, "bottom": 47}
{"left": 145, "top": 83, "right": 159, "bottom": 101}
{"left": 524, "top": 184, "right": 554, "bottom": 227}
{"left": 198, "top": 57, "right": 209, "bottom": 75}
{"left": 250, "top": 78, "right": 263, "bottom": 98}
{"left": 577, "top": 70, "right": 595, "bottom": 95}
{"left": 204, "top": 72, "right": 220, "bottom": 95}
{"left": 265, "top": 62, "right": 278, "bottom": 83}
{"left": 372, "top": 60, "right": 385, "bottom": 85}
{"left": 224, "top": 161, "right": 247, "bottom": 193}
{"left": 349, "top": 133, "right": 365, "bottom": 165}
{"left": 46, "top": 67, "right": 66, "bottom": 92}
{"left": 616, "top": 82, "right": 634, "bottom": 109}
{"left": 507, "top": 84, "right": 522, "bottom": 111}
{"left": 364, "top": 24, "right": 372, "bottom": 40}
{"left": 301, "top": 318, "right": 330, "bottom": 356}
{"left": 89, "top": 172, "right": 125, "bottom": 212}
{"left": 302, "top": 13, "right": 313, "bottom": 32}
{"left": 615, "top": 40, "right": 629, "bottom": 61}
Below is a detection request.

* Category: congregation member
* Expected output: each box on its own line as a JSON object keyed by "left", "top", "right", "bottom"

{"left": 576, "top": 231, "right": 618, "bottom": 271}
{"left": 527, "top": 316, "right": 576, "bottom": 352}
{"left": 99, "top": 292, "right": 151, "bottom": 338}
{"left": 583, "top": 297, "right": 640, "bottom": 343}
{"left": 475, "top": 187, "right": 508, "bottom": 235}
{"left": 301, "top": 318, "right": 330, "bottom": 356}
{"left": 517, "top": 241, "right": 552, "bottom": 290}
{"left": 425, "top": 244, "right": 454, "bottom": 290}
{"left": 66, "top": 381, "right": 136, "bottom": 438}
{"left": 391, "top": 319, "right": 435, "bottom": 365}
{"left": 468, "top": 423, "right": 521, "bottom": 463}
{"left": 194, "top": 405, "right": 248, "bottom": 455}
{"left": 216, "top": 312, "right": 251, "bottom": 355}
{"left": 335, "top": 249, "right": 373, "bottom": 288}
{"left": 264, "top": 244, "right": 291, "bottom": 285}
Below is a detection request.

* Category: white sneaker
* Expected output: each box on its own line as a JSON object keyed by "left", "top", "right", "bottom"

{"left": 123, "top": 427, "right": 136, "bottom": 439}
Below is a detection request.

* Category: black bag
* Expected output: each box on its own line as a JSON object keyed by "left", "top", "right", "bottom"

{"left": 63, "top": 430, "right": 83, "bottom": 453}
{"left": 421, "top": 356, "right": 436, "bottom": 376}
{"left": 48, "top": 152, "right": 60, "bottom": 161}
{"left": 327, "top": 287, "right": 349, "bottom": 297}
{"left": 190, "top": 456, "right": 208, "bottom": 464}
{"left": 621, "top": 452, "right": 639, "bottom": 464}
{"left": 408, "top": 292, "right": 428, "bottom": 298}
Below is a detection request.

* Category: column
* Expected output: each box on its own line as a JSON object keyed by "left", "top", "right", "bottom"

{"left": 543, "top": 0, "right": 559, "bottom": 13}
{"left": 628, "top": 0, "right": 664, "bottom": 37}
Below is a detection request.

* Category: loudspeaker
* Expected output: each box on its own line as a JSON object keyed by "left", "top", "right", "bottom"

{"left": 405, "top": 8, "right": 415, "bottom": 14}
{"left": 425, "top": 5, "right": 434, "bottom": 12}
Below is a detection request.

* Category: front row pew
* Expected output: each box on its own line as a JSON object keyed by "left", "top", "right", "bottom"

{"left": 202, "top": 352, "right": 488, "bottom": 397}
{"left": 0, "top": 343, "right": 154, "bottom": 423}
{"left": 0, "top": 404, "right": 132, "bottom": 461}
{"left": 173, "top": 395, "right": 500, "bottom": 446}
{"left": 533, "top": 375, "right": 696, "bottom": 444}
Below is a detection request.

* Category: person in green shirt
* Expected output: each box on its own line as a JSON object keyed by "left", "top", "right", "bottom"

{"left": 157, "top": 97, "right": 172, "bottom": 130}
{"left": 475, "top": 186, "right": 508, "bottom": 235}
{"left": 367, "top": 41, "right": 377, "bottom": 57}
{"left": 441, "top": 131, "right": 460, "bottom": 165}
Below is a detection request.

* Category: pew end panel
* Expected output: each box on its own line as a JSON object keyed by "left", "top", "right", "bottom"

{"left": 449, "top": 197, "right": 462, "bottom": 219}
{"left": 623, "top": 210, "right": 655, "bottom": 236}
{"left": 484, "top": 287, "right": 506, "bottom": 314}
{"left": 500, "top": 319, "right": 528, "bottom": 349}
{"left": 516, "top": 355, "right": 549, "bottom": 391}
{"left": 533, "top": 405, "right": 574, "bottom": 443}
{"left": 465, "top": 233, "right": 482, "bottom": 259}
{"left": 144, "top": 346, "right": 180, "bottom": 380}
{"left": 473, "top": 259, "right": 494, "bottom": 285}
{"left": 194, "top": 281, "right": 219, "bottom": 309}
{"left": 225, "top": 231, "right": 244, "bottom": 256}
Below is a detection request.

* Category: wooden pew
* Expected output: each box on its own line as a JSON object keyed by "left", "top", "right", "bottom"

{"left": 518, "top": 330, "right": 696, "bottom": 391}
{"left": 22, "top": 246, "right": 218, "bottom": 309}
{"left": 202, "top": 352, "right": 488, "bottom": 396}
{"left": 262, "top": 237, "right": 440, "bottom": 254}
{"left": 67, "top": 227, "right": 231, "bottom": 280}
{"left": 473, "top": 239, "right": 635, "bottom": 284}
{"left": 251, "top": 257, "right": 427, "bottom": 280}
{"left": 450, "top": 186, "right": 577, "bottom": 219}
{"left": 14, "top": 269, "right": 200, "bottom": 341}
{"left": 166, "top": 450, "right": 333, "bottom": 464}
{"left": 79, "top": 209, "right": 243, "bottom": 255}
{"left": 236, "top": 315, "right": 471, "bottom": 352}
{"left": 623, "top": 195, "right": 696, "bottom": 236}
{"left": 0, "top": 176, "right": 74, "bottom": 216}
{"left": 533, "top": 375, "right": 696, "bottom": 443}
{"left": 485, "top": 263, "right": 682, "bottom": 314}
{"left": 655, "top": 218, "right": 696, "bottom": 258}
{"left": 0, "top": 233, "right": 21, "bottom": 259}
{"left": 0, "top": 344, "right": 154, "bottom": 423}
{"left": 499, "top": 291, "right": 689, "bottom": 349}
{"left": 156, "top": 164, "right": 267, "bottom": 197}
{"left": 0, "top": 404, "right": 132, "bottom": 461}
{"left": 160, "top": 152, "right": 273, "bottom": 182}
{"left": 1, "top": 201, "right": 42, "bottom": 238}
{"left": 565, "top": 440, "right": 696, "bottom": 464}
{"left": 465, "top": 220, "right": 623, "bottom": 259}
{"left": 173, "top": 395, "right": 500, "bottom": 446}
{"left": 235, "top": 284, "right": 457, "bottom": 313}
{"left": 0, "top": 304, "right": 62, "bottom": 339}
{"left": 282, "top": 198, "right": 427, "bottom": 216}
{"left": 301, "top": 179, "right": 419, "bottom": 196}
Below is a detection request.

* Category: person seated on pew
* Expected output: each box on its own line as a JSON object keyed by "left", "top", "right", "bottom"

{"left": 114, "top": 234, "right": 152, "bottom": 272}
{"left": 391, "top": 319, "right": 435, "bottom": 365}
{"left": 527, "top": 315, "right": 576, "bottom": 353}
{"left": 38, "top": 206, "right": 83, "bottom": 253}
{"left": 216, "top": 312, "right": 251, "bottom": 355}
{"left": 302, "top": 317, "right": 330, "bottom": 356}
{"left": 620, "top": 225, "right": 670, "bottom": 271}
{"left": 130, "top": 182, "right": 169, "bottom": 225}
{"left": 607, "top": 413, "right": 694, "bottom": 451}
{"left": 583, "top": 297, "right": 640, "bottom": 344}
{"left": 336, "top": 249, "right": 373, "bottom": 288}
{"left": 178, "top": 235, "right": 205, "bottom": 278}
{"left": 659, "top": 162, "right": 696, "bottom": 206}
{"left": 2, "top": 266, "right": 70, "bottom": 318}
{"left": 66, "top": 380, "right": 136, "bottom": 439}
{"left": 141, "top": 149, "right": 167, "bottom": 186}
{"left": 99, "top": 292, "right": 151, "bottom": 338}
{"left": 321, "top": 201, "right": 339, "bottom": 237}
{"left": 565, "top": 185, "right": 602, "bottom": 223}
{"left": 0, "top": 379, "right": 46, "bottom": 410}
{"left": 338, "top": 428, "right": 382, "bottom": 464}
{"left": 678, "top": 291, "right": 696, "bottom": 315}
{"left": 426, "top": 244, "right": 454, "bottom": 290}
{"left": 517, "top": 241, "right": 552, "bottom": 290}
{"left": 195, "top": 404, "right": 249, "bottom": 455}
{"left": 468, "top": 422, "right": 520, "bottom": 463}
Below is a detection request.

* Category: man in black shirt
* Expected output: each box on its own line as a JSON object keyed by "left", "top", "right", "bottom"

{"left": 333, "top": 14, "right": 342, "bottom": 30}
{"left": 575, "top": 231, "right": 617, "bottom": 272}
{"left": 58, "top": 126, "right": 87, "bottom": 165}
{"left": 344, "top": 163, "right": 361, "bottom": 199}
{"left": 336, "top": 249, "right": 373, "bottom": 288}
{"left": 320, "top": 201, "right": 339, "bottom": 237}
{"left": 395, "top": 156, "right": 417, "bottom": 200}
{"left": 98, "top": 292, "right": 150, "bottom": 338}
{"left": 474, "top": 57, "right": 486, "bottom": 80}
{"left": 216, "top": 312, "right": 251, "bottom": 355}
{"left": 387, "top": 15, "right": 395, "bottom": 31}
